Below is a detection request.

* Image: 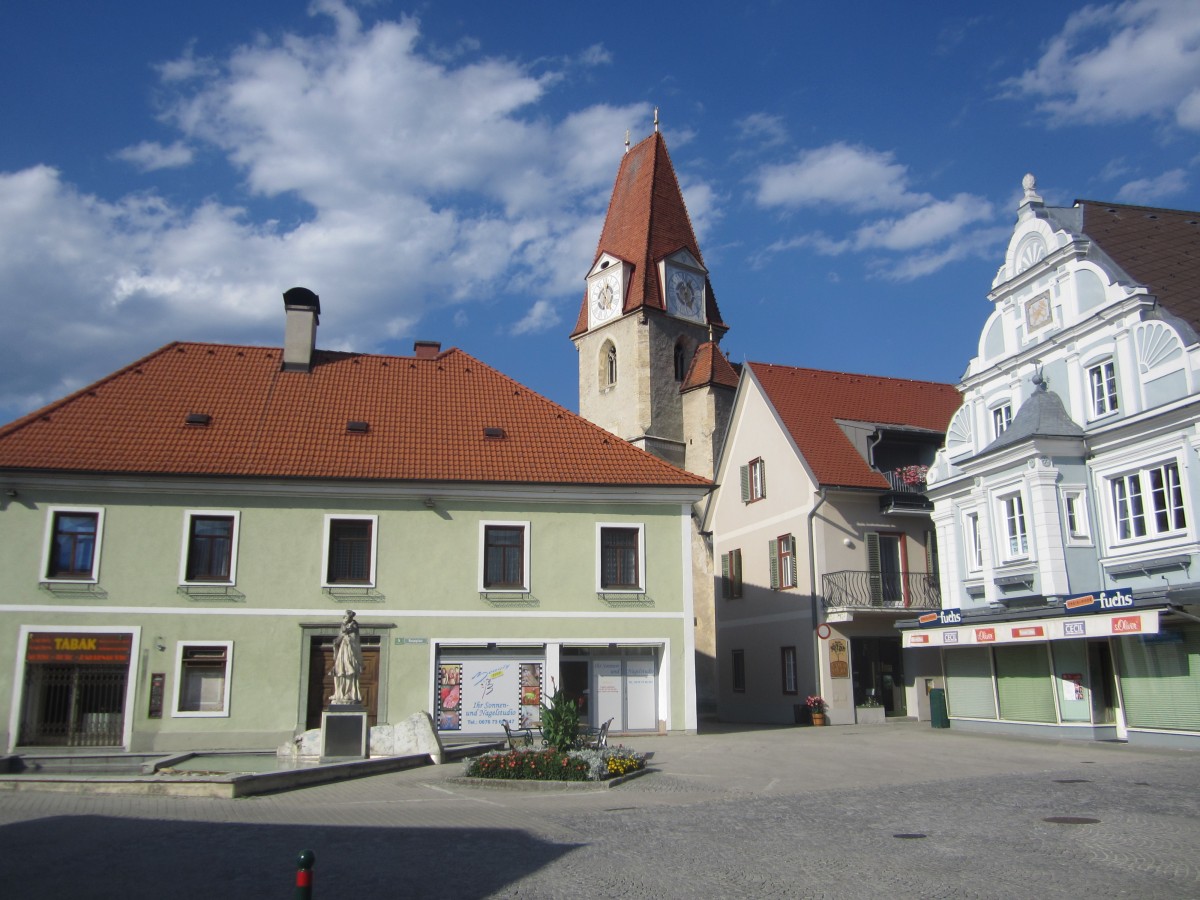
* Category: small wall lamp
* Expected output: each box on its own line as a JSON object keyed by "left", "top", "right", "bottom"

{"left": 154, "top": 637, "right": 166, "bottom": 652}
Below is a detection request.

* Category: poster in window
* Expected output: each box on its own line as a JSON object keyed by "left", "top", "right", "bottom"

{"left": 438, "top": 664, "right": 462, "bottom": 731}
{"left": 519, "top": 662, "right": 542, "bottom": 728}
{"left": 460, "top": 661, "right": 521, "bottom": 731}
{"left": 829, "top": 639, "right": 849, "bottom": 678}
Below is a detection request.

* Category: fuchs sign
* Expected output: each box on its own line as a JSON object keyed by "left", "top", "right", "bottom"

{"left": 917, "top": 608, "right": 962, "bottom": 628}
{"left": 1062, "top": 587, "right": 1134, "bottom": 614}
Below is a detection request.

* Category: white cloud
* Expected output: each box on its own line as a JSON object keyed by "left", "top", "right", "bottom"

{"left": 736, "top": 113, "right": 788, "bottom": 148}
{"left": 853, "top": 194, "right": 994, "bottom": 251}
{"left": 1008, "top": 0, "right": 1200, "bottom": 130}
{"left": 114, "top": 141, "right": 195, "bottom": 171}
{"left": 752, "top": 143, "right": 924, "bottom": 212}
{"left": 1115, "top": 168, "right": 1189, "bottom": 203}
{"left": 0, "top": 2, "right": 677, "bottom": 420}
{"left": 510, "top": 298, "right": 561, "bottom": 335}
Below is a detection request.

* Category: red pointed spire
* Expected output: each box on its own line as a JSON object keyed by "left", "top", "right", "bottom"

{"left": 570, "top": 132, "right": 727, "bottom": 337}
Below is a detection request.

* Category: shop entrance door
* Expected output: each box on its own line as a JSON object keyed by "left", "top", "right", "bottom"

{"left": 305, "top": 636, "right": 380, "bottom": 729}
{"left": 850, "top": 637, "right": 907, "bottom": 716}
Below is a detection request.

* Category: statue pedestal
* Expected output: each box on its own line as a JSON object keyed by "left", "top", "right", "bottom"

{"left": 321, "top": 705, "right": 368, "bottom": 759}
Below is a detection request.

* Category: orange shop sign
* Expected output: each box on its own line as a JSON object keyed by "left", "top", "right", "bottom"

{"left": 26, "top": 633, "right": 132, "bottom": 665}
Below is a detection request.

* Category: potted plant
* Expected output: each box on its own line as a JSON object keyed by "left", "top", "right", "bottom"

{"left": 855, "top": 694, "right": 885, "bottom": 725}
{"left": 806, "top": 695, "right": 827, "bottom": 726}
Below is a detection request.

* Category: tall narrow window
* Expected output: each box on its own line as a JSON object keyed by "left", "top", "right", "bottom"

{"left": 1063, "top": 491, "right": 1090, "bottom": 542}
{"left": 599, "top": 524, "right": 643, "bottom": 591}
{"left": 45, "top": 509, "right": 102, "bottom": 580}
{"left": 992, "top": 404, "right": 1012, "bottom": 438}
{"left": 965, "top": 513, "right": 983, "bottom": 571}
{"left": 732, "top": 649, "right": 746, "bottom": 693}
{"left": 602, "top": 341, "right": 617, "bottom": 387}
{"left": 674, "top": 341, "right": 688, "bottom": 381}
{"left": 1002, "top": 493, "right": 1028, "bottom": 558}
{"left": 324, "top": 516, "right": 377, "bottom": 585}
{"left": 721, "top": 549, "right": 743, "bottom": 599}
{"left": 769, "top": 534, "right": 797, "bottom": 590}
{"left": 481, "top": 522, "right": 529, "bottom": 591}
{"left": 1088, "top": 360, "right": 1119, "bottom": 417}
{"left": 740, "top": 458, "right": 766, "bottom": 503}
{"left": 183, "top": 514, "right": 236, "bottom": 582}
{"left": 781, "top": 646, "right": 798, "bottom": 694}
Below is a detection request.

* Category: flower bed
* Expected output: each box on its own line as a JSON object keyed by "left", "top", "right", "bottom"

{"left": 464, "top": 745, "right": 646, "bottom": 782}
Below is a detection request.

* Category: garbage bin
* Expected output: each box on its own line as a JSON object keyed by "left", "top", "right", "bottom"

{"left": 929, "top": 687, "right": 950, "bottom": 729}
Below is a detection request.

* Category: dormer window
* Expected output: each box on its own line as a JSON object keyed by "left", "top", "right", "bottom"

{"left": 992, "top": 404, "right": 1012, "bottom": 438}
{"left": 1088, "top": 360, "right": 1119, "bottom": 418}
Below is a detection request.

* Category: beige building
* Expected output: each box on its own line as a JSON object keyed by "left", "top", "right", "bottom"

{"left": 704, "top": 362, "right": 960, "bottom": 725}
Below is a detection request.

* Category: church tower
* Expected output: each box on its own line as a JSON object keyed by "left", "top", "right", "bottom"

{"left": 571, "top": 127, "right": 737, "bottom": 714}
{"left": 569, "top": 129, "right": 736, "bottom": 479}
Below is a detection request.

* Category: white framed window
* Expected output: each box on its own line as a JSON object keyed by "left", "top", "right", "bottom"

{"left": 1088, "top": 359, "right": 1119, "bottom": 418}
{"left": 1109, "top": 461, "right": 1187, "bottom": 543}
{"left": 1061, "top": 490, "right": 1091, "bottom": 544}
{"left": 596, "top": 522, "right": 645, "bottom": 592}
{"left": 172, "top": 641, "right": 233, "bottom": 717}
{"left": 740, "top": 458, "right": 766, "bottom": 503}
{"left": 41, "top": 506, "right": 105, "bottom": 583}
{"left": 179, "top": 511, "right": 240, "bottom": 584}
{"left": 999, "top": 492, "right": 1029, "bottom": 560}
{"left": 964, "top": 512, "right": 983, "bottom": 571}
{"left": 478, "top": 521, "right": 530, "bottom": 592}
{"left": 322, "top": 514, "right": 378, "bottom": 586}
{"left": 991, "top": 404, "right": 1012, "bottom": 439}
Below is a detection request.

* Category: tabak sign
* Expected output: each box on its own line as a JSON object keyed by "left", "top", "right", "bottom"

{"left": 26, "top": 633, "right": 132, "bottom": 665}
{"left": 1062, "top": 587, "right": 1134, "bottom": 614}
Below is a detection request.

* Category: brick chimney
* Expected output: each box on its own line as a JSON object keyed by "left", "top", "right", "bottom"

{"left": 414, "top": 340, "right": 441, "bottom": 359}
{"left": 282, "top": 287, "right": 321, "bottom": 372}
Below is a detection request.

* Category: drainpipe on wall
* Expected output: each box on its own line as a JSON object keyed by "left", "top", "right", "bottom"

{"left": 807, "top": 487, "right": 829, "bottom": 694}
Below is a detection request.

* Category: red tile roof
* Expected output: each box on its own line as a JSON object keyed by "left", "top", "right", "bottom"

{"left": 1076, "top": 200, "right": 1200, "bottom": 334}
{"left": 681, "top": 342, "right": 739, "bottom": 392}
{"left": 0, "top": 342, "right": 711, "bottom": 488}
{"left": 570, "top": 133, "right": 727, "bottom": 337}
{"left": 747, "top": 363, "right": 962, "bottom": 489}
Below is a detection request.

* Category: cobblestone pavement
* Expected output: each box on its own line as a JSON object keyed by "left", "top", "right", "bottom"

{"left": 2, "top": 723, "right": 1198, "bottom": 899}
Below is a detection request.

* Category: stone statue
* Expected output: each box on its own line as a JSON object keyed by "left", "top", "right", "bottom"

{"left": 329, "top": 610, "right": 364, "bottom": 705}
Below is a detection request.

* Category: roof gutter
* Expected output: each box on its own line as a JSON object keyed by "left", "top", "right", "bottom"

{"left": 808, "top": 487, "right": 828, "bottom": 691}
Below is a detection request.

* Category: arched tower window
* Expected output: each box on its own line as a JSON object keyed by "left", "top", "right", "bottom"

{"left": 674, "top": 339, "right": 690, "bottom": 382}
{"left": 601, "top": 340, "right": 617, "bottom": 387}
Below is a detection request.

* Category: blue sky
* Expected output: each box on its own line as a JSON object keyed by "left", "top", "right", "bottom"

{"left": 3, "top": 0, "right": 1199, "bottom": 424}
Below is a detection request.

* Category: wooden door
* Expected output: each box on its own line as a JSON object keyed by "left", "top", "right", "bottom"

{"left": 306, "top": 637, "right": 379, "bottom": 729}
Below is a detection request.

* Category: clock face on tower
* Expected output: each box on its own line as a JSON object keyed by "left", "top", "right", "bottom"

{"left": 590, "top": 271, "right": 621, "bottom": 327}
{"left": 667, "top": 269, "right": 704, "bottom": 323}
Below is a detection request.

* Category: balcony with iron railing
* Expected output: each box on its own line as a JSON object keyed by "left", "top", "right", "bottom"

{"left": 821, "top": 570, "right": 941, "bottom": 611}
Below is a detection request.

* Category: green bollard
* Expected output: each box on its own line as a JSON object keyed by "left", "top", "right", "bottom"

{"left": 295, "top": 849, "right": 315, "bottom": 899}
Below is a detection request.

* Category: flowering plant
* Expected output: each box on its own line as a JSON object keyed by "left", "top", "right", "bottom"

{"left": 805, "top": 695, "right": 826, "bottom": 712}
{"left": 895, "top": 465, "right": 929, "bottom": 487}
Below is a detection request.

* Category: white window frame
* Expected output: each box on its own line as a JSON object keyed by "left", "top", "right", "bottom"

{"left": 1087, "top": 358, "right": 1119, "bottom": 419}
{"left": 964, "top": 511, "right": 983, "bottom": 572}
{"left": 40, "top": 506, "right": 105, "bottom": 583}
{"left": 1107, "top": 460, "right": 1188, "bottom": 545}
{"left": 178, "top": 510, "right": 241, "bottom": 585}
{"left": 1061, "top": 489, "right": 1091, "bottom": 545}
{"left": 172, "top": 640, "right": 234, "bottom": 718}
{"left": 596, "top": 522, "right": 646, "bottom": 593}
{"left": 997, "top": 490, "right": 1029, "bottom": 561}
{"left": 478, "top": 520, "right": 531, "bottom": 592}
{"left": 991, "top": 403, "right": 1012, "bottom": 439}
{"left": 321, "top": 514, "right": 379, "bottom": 587}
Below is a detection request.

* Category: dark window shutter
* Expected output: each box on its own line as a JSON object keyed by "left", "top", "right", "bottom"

{"left": 732, "top": 549, "right": 743, "bottom": 598}
{"left": 866, "top": 532, "right": 882, "bottom": 605}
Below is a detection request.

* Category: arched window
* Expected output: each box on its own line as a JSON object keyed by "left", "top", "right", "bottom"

{"left": 601, "top": 341, "right": 617, "bottom": 387}
{"left": 674, "top": 340, "right": 689, "bottom": 382}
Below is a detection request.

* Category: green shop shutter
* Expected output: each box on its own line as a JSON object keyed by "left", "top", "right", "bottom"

{"left": 768, "top": 539, "right": 779, "bottom": 589}
{"left": 944, "top": 647, "right": 997, "bottom": 719}
{"left": 1116, "top": 625, "right": 1200, "bottom": 731}
{"left": 994, "top": 644, "right": 1056, "bottom": 723}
